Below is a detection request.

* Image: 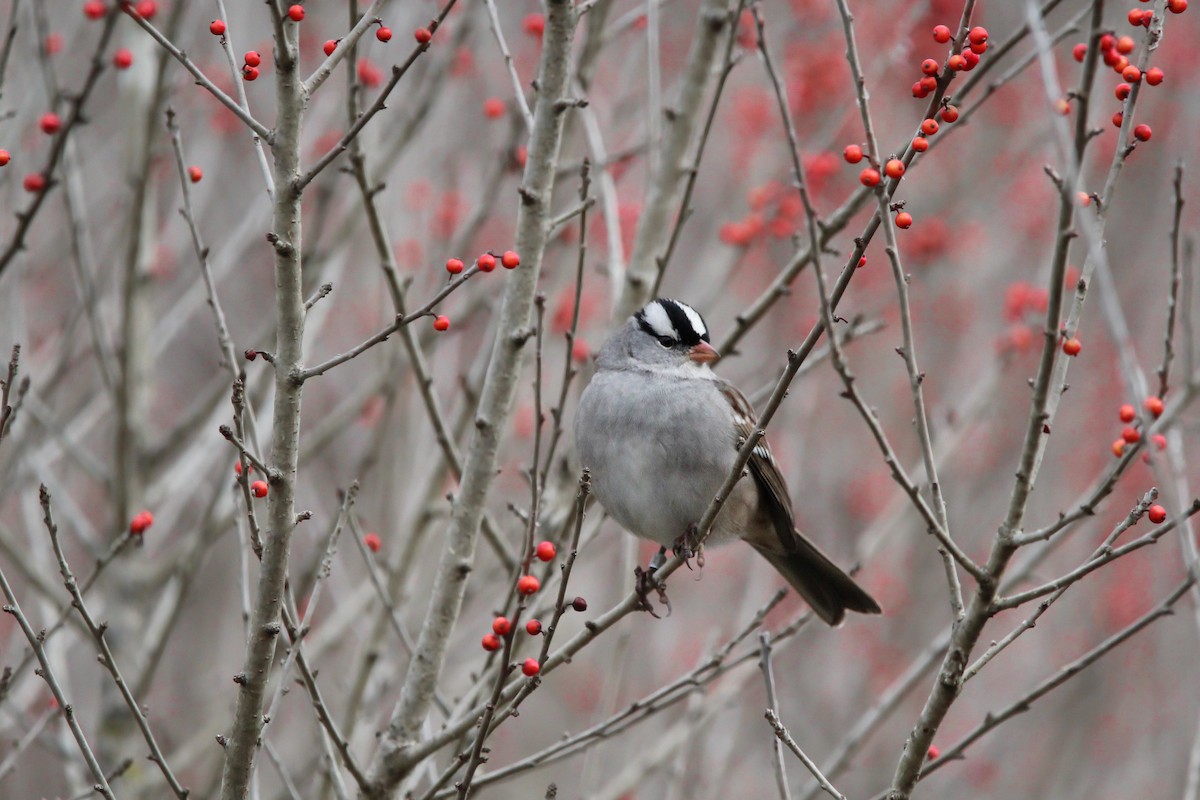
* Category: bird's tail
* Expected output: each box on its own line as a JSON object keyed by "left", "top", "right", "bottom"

{"left": 749, "top": 530, "right": 881, "bottom": 626}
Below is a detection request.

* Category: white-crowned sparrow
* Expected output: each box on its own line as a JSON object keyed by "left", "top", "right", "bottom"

{"left": 574, "top": 298, "right": 881, "bottom": 625}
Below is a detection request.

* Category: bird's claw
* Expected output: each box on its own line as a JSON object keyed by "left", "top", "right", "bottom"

{"left": 634, "top": 565, "right": 670, "bottom": 618}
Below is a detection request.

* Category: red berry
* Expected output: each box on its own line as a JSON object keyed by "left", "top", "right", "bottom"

{"left": 920, "top": 58, "right": 939, "bottom": 75}
{"left": 433, "top": 315, "right": 450, "bottom": 332}
{"left": 843, "top": 144, "right": 863, "bottom": 163}
{"left": 1112, "top": 110, "right": 1123, "bottom": 127}
{"left": 968, "top": 26, "right": 988, "bottom": 45}
{"left": 287, "top": 4, "right": 305, "bottom": 22}
{"left": 483, "top": 97, "right": 505, "bottom": 119}
{"left": 243, "top": 65, "right": 259, "bottom": 81}
{"left": 1128, "top": 8, "right": 1148, "bottom": 25}
{"left": 1133, "top": 123, "right": 1152, "bottom": 141}
{"left": 940, "top": 105, "right": 959, "bottom": 123}
{"left": 40, "top": 112, "right": 60, "bottom": 135}
{"left": 477, "top": 253, "right": 497, "bottom": 272}
{"left": 969, "top": 40, "right": 988, "bottom": 55}
{"left": 210, "top": 19, "right": 226, "bottom": 36}
{"left": 1112, "top": 54, "right": 1130, "bottom": 73}
{"left": 1100, "top": 33, "right": 1116, "bottom": 50}
{"left": 927, "top": 745, "right": 941, "bottom": 761}
{"left": 571, "top": 338, "right": 591, "bottom": 362}
{"left": 1122, "top": 425, "right": 1141, "bottom": 443}
{"left": 1072, "top": 43, "right": 1087, "bottom": 62}
{"left": 482, "top": 633, "right": 501, "bottom": 651}
{"left": 1115, "top": 35, "right": 1135, "bottom": 54}
{"left": 571, "top": 596, "right": 588, "bottom": 612}
{"left": 932, "top": 25, "right": 951, "bottom": 43}
{"left": 521, "top": 658, "right": 540, "bottom": 677}
{"left": 1148, "top": 504, "right": 1168, "bottom": 524}
{"left": 523, "top": 13, "right": 545, "bottom": 36}
{"left": 912, "top": 81, "right": 930, "bottom": 99}
{"left": 1112, "top": 439, "right": 1126, "bottom": 457}
{"left": 947, "top": 54, "right": 966, "bottom": 71}
{"left": 364, "top": 532, "right": 382, "bottom": 552}
{"left": 251, "top": 480, "right": 269, "bottom": 498}
{"left": 323, "top": 39, "right": 338, "bottom": 56}
{"left": 1122, "top": 65, "right": 1142, "bottom": 83}
{"left": 1119, "top": 404, "right": 1137, "bottom": 423}
{"left": 895, "top": 211, "right": 913, "bottom": 229}
{"left": 445, "top": 257, "right": 464, "bottom": 274}
{"left": 84, "top": 1, "right": 106, "bottom": 20}
{"left": 857, "top": 256, "right": 867, "bottom": 268}
{"left": 492, "top": 616, "right": 512, "bottom": 636}
{"left": 0, "top": 150, "right": 9, "bottom": 167}
{"left": 1144, "top": 395, "right": 1164, "bottom": 417}
{"left": 1076, "top": 191, "right": 1091, "bottom": 207}
{"left": 244, "top": 349, "right": 258, "bottom": 361}
{"left": 962, "top": 50, "right": 980, "bottom": 70}
{"left": 414, "top": 27, "right": 432, "bottom": 44}
{"left": 376, "top": 26, "right": 392, "bottom": 42}
{"left": 921, "top": 118, "right": 940, "bottom": 136}
{"left": 113, "top": 47, "right": 133, "bottom": 68}
{"left": 912, "top": 136, "right": 929, "bottom": 152}
{"left": 135, "top": 1, "right": 157, "bottom": 19}
{"left": 22, "top": 173, "right": 44, "bottom": 192}
{"left": 45, "top": 33, "right": 63, "bottom": 54}
{"left": 919, "top": 75, "right": 937, "bottom": 92}
{"left": 1152, "top": 433, "right": 1167, "bottom": 450}
{"left": 244, "top": 51, "right": 261, "bottom": 67}
{"left": 1062, "top": 337, "right": 1081, "bottom": 356}
{"left": 884, "top": 159, "right": 905, "bottom": 179}
{"left": 517, "top": 574, "right": 540, "bottom": 594}
{"left": 1168, "top": 0, "right": 1187, "bottom": 12}
{"left": 1115, "top": 83, "right": 1131, "bottom": 100}
{"left": 525, "top": 619, "right": 542, "bottom": 635}
{"left": 129, "top": 510, "right": 154, "bottom": 535}
{"left": 1145, "top": 67, "right": 1164, "bottom": 85}
{"left": 501, "top": 250, "right": 520, "bottom": 269}
{"left": 357, "top": 59, "right": 382, "bottom": 87}
{"left": 535, "top": 541, "right": 556, "bottom": 561}
{"left": 859, "top": 168, "right": 881, "bottom": 187}
{"left": 187, "top": 166, "right": 203, "bottom": 183}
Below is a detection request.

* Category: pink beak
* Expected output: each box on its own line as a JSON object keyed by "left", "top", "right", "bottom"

{"left": 689, "top": 341, "right": 721, "bottom": 364}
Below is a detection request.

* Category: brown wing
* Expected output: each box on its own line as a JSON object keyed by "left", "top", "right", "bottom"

{"left": 718, "top": 380, "right": 797, "bottom": 551}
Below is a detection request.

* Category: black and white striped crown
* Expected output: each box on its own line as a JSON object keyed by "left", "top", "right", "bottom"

{"left": 634, "top": 298, "right": 710, "bottom": 346}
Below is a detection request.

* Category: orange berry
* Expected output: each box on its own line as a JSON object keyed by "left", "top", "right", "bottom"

{"left": 1062, "top": 338, "right": 1081, "bottom": 356}
{"left": 884, "top": 159, "right": 905, "bottom": 179}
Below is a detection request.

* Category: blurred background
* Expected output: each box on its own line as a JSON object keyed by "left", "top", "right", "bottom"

{"left": 0, "top": 0, "right": 1197, "bottom": 797}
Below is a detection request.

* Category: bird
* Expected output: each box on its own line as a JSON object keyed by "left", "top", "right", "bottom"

{"left": 574, "top": 297, "right": 881, "bottom": 625}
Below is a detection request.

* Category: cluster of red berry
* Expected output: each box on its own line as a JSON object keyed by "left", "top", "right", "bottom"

{"left": 242, "top": 50, "right": 262, "bottom": 82}
{"left": 477, "top": 541, "right": 566, "bottom": 677}
{"left": 435, "top": 251, "right": 521, "bottom": 332}
{"left": 1111, "top": 396, "right": 1166, "bottom": 459}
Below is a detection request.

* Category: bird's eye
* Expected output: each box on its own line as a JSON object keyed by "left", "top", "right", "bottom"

{"left": 656, "top": 335, "right": 677, "bottom": 348}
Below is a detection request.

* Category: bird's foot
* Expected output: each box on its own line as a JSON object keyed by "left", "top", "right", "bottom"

{"left": 634, "top": 550, "right": 670, "bottom": 617}
{"left": 673, "top": 524, "right": 703, "bottom": 570}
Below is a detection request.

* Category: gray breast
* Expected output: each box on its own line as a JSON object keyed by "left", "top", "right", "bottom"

{"left": 575, "top": 369, "right": 734, "bottom": 546}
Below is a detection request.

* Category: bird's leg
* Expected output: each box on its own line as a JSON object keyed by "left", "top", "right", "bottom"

{"left": 673, "top": 523, "right": 701, "bottom": 568}
{"left": 634, "top": 547, "right": 670, "bottom": 617}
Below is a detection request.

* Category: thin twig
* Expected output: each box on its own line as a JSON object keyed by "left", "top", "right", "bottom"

{"left": 765, "top": 711, "right": 846, "bottom": 800}
{"left": 39, "top": 486, "right": 190, "bottom": 798}
{"left": 759, "top": 634, "right": 792, "bottom": 800}
{"left": 122, "top": 8, "right": 271, "bottom": 141}
{"left": 482, "top": 0, "right": 534, "bottom": 130}
{"left": 0, "top": 564, "right": 114, "bottom": 797}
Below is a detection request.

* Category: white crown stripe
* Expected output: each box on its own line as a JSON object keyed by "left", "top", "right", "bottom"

{"left": 677, "top": 302, "right": 707, "bottom": 338}
{"left": 641, "top": 301, "right": 678, "bottom": 339}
